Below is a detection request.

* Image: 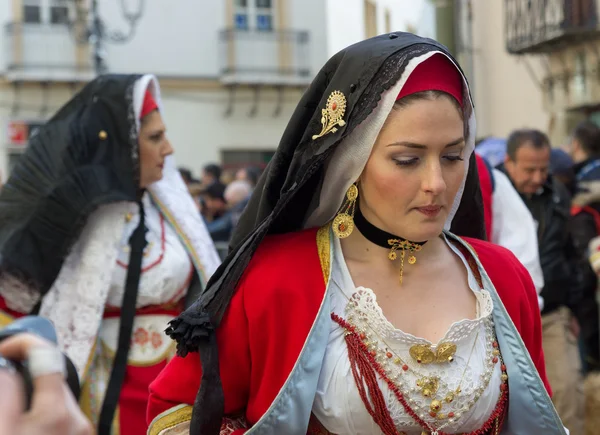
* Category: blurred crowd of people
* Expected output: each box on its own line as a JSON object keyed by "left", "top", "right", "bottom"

{"left": 178, "top": 164, "right": 262, "bottom": 253}
{"left": 477, "top": 121, "right": 600, "bottom": 435}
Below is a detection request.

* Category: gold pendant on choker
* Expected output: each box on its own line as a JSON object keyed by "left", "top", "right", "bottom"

{"left": 387, "top": 239, "right": 423, "bottom": 284}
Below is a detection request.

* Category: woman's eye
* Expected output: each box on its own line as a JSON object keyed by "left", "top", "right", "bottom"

{"left": 394, "top": 157, "right": 418, "bottom": 166}
{"left": 444, "top": 155, "right": 464, "bottom": 162}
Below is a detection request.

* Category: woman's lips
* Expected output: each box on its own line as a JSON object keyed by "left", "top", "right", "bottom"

{"left": 416, "top": 205, "right": 442, "bottom": 218}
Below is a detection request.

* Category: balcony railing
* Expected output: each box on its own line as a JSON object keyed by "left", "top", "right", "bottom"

{"left": 505, "top": 0, "right": 600, "bottom": 54}
{"left": 219, "top": 28, "right": 311, "bottom": 86}
{"left": 4, "top": 22, "right": 94, "bottom": 82}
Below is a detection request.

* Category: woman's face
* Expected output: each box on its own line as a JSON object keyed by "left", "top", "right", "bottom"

{"left": 139, "top": 110, "right": 173, "bottom": 188}
{"left": 359, "top": 96, "right": 466, "bottom": 242}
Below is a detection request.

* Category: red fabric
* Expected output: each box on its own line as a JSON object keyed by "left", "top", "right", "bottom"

{"left": 572, "top": 205, "right": 600, "bottom": 234}
{"left": 147, "top": 229, "right": 327, "bottom": 428}
{"left": 141, "top": 90, "right": 158, "bottom": 119}
{"left": 102, "top": 301, "right": 184, "bottom": 319}
{"left": 119, "top": 362, "right": 168, "bottom": 435}
{"left": 476, "top": 155, "right": 494, "bottom": 241}
{"left": 396, "top": 53, "right": 463, "bottom": 106}
{"left": 147, "top": 229, "right": 551, "bottom": 430}
{"left": 102, "top": 307, "right": 182, "bottom": 319}
{"left": 464, "top": 237, "right": 552, "bottom": 397}
{"left": 0, "top": 295, "right": 27, "bottom": 319}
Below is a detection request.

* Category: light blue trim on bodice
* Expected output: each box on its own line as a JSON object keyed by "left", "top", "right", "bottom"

{"left": 444, "top": 232, "right": 566, "bottom": 434}
{"left": 245, "top": 228, "right": 334, "bottom": 435}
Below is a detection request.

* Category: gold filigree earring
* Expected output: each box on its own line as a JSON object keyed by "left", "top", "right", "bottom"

{"left": 333, "top": 184, "right": 358, "bottom": 238}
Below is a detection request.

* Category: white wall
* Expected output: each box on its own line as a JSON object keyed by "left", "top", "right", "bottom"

{"left": 325, "top": 0, "right": 365, "bottom": 56}
{"left": 289, "top": 0, "right": 329, "bottom": 78}
{"left": 324, "top": 0, "right": 436, "bottom": 59}
{"left": 101, "top": 0, "right": 329, "bottom": 80}
{"left": 161, "top": 87, "right": 303, "bottom": 175}
{"left": 377, "top": 0, "right": 436, "bottom": 38}
{"left": 99, "top": 0, "right": 224, "bottom": 77}
{"left": 0, "top": 83, "right": 303, "bottom": 179}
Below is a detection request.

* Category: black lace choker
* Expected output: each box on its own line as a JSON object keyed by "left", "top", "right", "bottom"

{"left": 353, "top": 202, "right": 426, "bottom": 285}
{"left": 353, "top": 203, "right": 427, "bottom": 250}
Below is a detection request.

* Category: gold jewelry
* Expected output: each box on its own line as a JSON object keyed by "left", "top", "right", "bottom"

{"left": 312, "top": 90, "right": 347, "bottom": 140}
{"left": 388, "top": 239, "right": 423, "bottom": 284}
{"left": 332, "top": 184, "right": 358, "bottom": 239}
{"left": 347, "top": 312, "right": 498, "bottom": 426}
{"left": 416, "top": 376, "right": 439, "bottom": 397}
{"left": 409, "top": 342, "right": 458, "bottom": 365}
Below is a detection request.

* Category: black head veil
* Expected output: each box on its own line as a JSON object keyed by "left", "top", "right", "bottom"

{"left": 166, "top": 33, "right": 485, "bottom": 433}
{"left": 0, "top": 74, "right": 145, "bottom": 299}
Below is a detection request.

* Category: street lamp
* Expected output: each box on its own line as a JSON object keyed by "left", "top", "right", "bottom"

{"left": 69, "top": 0, "right": 146, "bottom": 75}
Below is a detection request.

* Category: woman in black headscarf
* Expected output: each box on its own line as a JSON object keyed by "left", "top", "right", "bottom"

{"left": 148, "top": 34, "right": 564, "bottom": 435}
{"left": 0, "top": 75, "right": 221, "bottom": 434}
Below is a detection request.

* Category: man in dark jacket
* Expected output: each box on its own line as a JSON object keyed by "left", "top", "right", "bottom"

{"left": 567, "top": 120, "right": 600, "bottom": 374}
{"left": 503, "top": 128, "right": 584, "bottom": 435}
{"left": 206, "top": 180, "right": 252, "bottom": 244}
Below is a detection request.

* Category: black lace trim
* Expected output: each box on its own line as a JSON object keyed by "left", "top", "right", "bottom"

{"left": 125, "top": 80, "right": 140, "bottom": 187}
{"left": 346, "top": 44, "right": 433, "bottom": 136}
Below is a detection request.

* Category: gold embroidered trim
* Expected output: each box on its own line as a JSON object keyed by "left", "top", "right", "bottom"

{"left": 455, "top": 237, "right": 480, "bottom": 259}
{"left": 0, "top": 310, "right": 14, "bottom": 327}
{"left": 79, "top": 339, "right": 121, "bottom": 430}
{"left": 590, "top": 251, "right": 600, "bottom": 264}
{"left": 151, "top": 193, "right": 208, "bottom": 286}
{"left": 148, "top": 405, "right": 193, "bottom": 435}
{"left": 113, "top": 406, "right": 121, "bottom": 435}
{"left": 80, "top": 338, "right": 98, "bottom": 386}
{"left": 317, "top": 225, "right": 331, "bottom": 285}
{"left": 79, "top": 375, "right": 94, "bottom": 424}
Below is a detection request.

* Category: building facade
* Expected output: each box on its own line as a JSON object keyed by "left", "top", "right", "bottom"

{"left": 443, "top": 0, "right": 550, "bottom": 143}
{"left": 0, "top": 0, "right": 432, "bottom": 180}
{"left": 505, "top": 0, "right": 600, "bottom": 145}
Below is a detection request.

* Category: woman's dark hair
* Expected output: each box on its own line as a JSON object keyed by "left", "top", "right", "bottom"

{"left": 179, "top": 167, "right": 194, "bottom": 183}
{"left": 243, "top": 166, "right": 261, "bottom": 187}
{"left": 394, "top": 90, "right": 469, "bottom": 138}
{"left": 573, "top": 120, "right": 600, "bottom": 157}
{"left": 506, "top": 129, "right": 550, "bottom": 161}
{"left": 203, "top": 164, "right": 222, "bottom": 181}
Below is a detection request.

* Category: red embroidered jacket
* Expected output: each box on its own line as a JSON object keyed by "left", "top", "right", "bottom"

{"left": 147, "top": 228, "right": 550, "bottom": 433}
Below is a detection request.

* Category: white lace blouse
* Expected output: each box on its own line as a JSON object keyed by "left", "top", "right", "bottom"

{"left": 106, "top": 193, "right": 193, "bottom": 308}
{"left": 312, "top": 235, "right": 502, "bottom": 435}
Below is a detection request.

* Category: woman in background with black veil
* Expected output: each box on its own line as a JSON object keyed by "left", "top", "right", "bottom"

{"left": 148, "top": 34, "right": 565, "bottom": 435}
{"left": 0, "top": 74, "right": 221, "bottom": 434}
